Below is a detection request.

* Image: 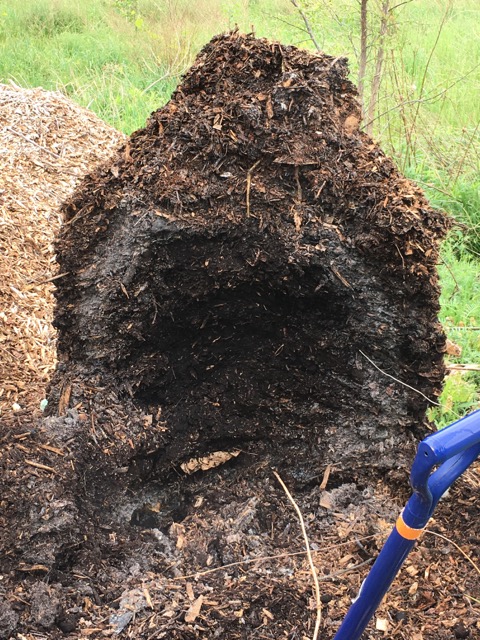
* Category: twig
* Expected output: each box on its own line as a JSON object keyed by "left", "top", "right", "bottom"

{"left": 389, "top": 0, "right": 415, "bottom": 9}
{"left": 464, "top": 594, "right": 480, "bottom": 605}
{"left": 357, "top": 0, "right": 368, "bottom": 114}
{"left": 246, "top": 160, "right": 260, "bottom": 217}
{"left": 365, "top": 0, "right": 390, "bottom": 137}
{"left": 25, "top": 460, "right": 56, "bottom": 474}
{"left": 6, "top": 126, "right": 61, "bottom": 159}
{"left": 274, "top": 471, "right": 322, "bottom": 640}
{"left": 425, "top": 529, "right": 480, "bottom": 576}
{"left": 36, "top": 444, "right": 64, "bottom": 456}
{"left": 294, "top": 165, "right": 302, "bottom": 203}
{"left": 439, "top": 257, "right": 461, "bottom": 300}
{"left": 413, "top": 178, "right": 462, "bottom": 200}
{"left": 290, "top": 0, "right": 321, "bottom": 52}
{"left": 173, "top": 534, "right": 381, "bottom": 580}
{"left": 358, "top": 350, "right": 441, "bottom": 406}
{"left": 268, "top": 13, "right": 311, "bottom": 36}
{"left": 319, "top": 464, "right": 332, "bottom": 491}
{"left": 449, "top": 119, "right": 480, "bottom": 188}
{"left": 446, "top": 364, "right": 480, "bottom": 372}
{"left": 319, "top": 557, "right": 373, "bottom": 580}
{"left": 28, "top": 272, "right": 69, "bottom": 286}
{"left": 408, "top": 7, "right": 449, "bottom": 149}
{"left": 142, "top": 73, "right": 176, "bottom": 93}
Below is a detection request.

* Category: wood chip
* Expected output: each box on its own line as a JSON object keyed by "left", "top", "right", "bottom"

{"left": 375, "top": 617, "right": 388, "bottom": 631}
{"left": 319, "top": 464, "right": 332, "bottom": 491}
{"left": 25, "top": 459, "right": 56, "bottom": 473}
{"left": 36, "top": 443, "right": 64, "bottom": 456}
{"left": 184, "top": 595, "right": 203, "bottom": 623}
{"left": 180, "top": 450, "right": 241, "bottom": 474}
{"left": 0, "top": 83, "right": 125, "bottom": 422}
{"left": 319, "top": 491, "right": 333, "bottom": 510}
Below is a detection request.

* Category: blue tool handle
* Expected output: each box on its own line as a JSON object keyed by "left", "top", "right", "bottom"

{"left": 333, "top": 529, "right": 415, "bottom": 640}
{"left": 418, "top": 409, "right": 480, "bottom": 464}
{"left": 333, "top": 410, "right": 480, "bottom": 640}
{"left": 408, "top": 409, "right": 480, "bottom": 524}
{"left": 427, "top": 441, "right": 480, "bottom": 503}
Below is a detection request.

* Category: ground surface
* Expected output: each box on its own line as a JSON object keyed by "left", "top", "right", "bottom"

{"left": 1, "top": 409, "right": 479, "bottom": 639}
{"left": 0, "top": 33, "right": 478, "bottom": 640}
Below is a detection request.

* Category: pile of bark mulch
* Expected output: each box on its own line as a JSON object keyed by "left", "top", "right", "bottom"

{"left": 48, "top": 30, "right": 450, "bottom": 483}
{"left": 0, "top": 84, "right": 125, "bottom": 425}
{"left": 1, "top": 33, "right": 479, "bottom": 640}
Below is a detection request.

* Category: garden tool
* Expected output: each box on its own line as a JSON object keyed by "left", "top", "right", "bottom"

{"left": 334, "top": 409, "right": 480, "bottom": 640}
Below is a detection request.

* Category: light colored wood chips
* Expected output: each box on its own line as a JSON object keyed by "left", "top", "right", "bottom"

{"left": 0, "top": 83, "right": 125, "bottom": 421}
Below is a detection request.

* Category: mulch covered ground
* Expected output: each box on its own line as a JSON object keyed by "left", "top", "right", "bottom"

{"left": 1, "top": 413, "right": 479, "bottom": 640}
{"left": 0, "top": 34, "right": 479, "bottom": 640}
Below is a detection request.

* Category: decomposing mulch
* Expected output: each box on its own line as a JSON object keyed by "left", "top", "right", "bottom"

{"left": 1, "top": 430, "right": 479, "bottom": 640}
{"left": 0, "top": 83, "right": 125, "bottom": 424}
{"left": 1, "top": 33, "right": 479, "bottom": 640}
{"left": 49, "top": 29, "right": 449, "bottom": 480}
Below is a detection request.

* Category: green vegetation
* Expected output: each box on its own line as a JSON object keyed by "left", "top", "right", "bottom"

{"left": 0, "top": 0, "right": 478, "bottom": 425}
{"left": 427, "top": 242, "right": 480, "bottom": 427}
{"left": 0, "top": 0, "right": 298, "bottom": 132}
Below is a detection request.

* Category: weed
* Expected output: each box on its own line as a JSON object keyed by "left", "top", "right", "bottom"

{"left": 428, "top": 372, "right": 479, "bottom": 428}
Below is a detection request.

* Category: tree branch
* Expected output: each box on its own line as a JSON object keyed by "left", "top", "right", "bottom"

{"left": 290, "top": 0, "right": 321, "bottom": 52}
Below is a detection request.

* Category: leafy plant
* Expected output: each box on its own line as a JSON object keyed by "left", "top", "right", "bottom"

{"left": 113, "top": 0, "right": 144, "bottom": 30}
{"left": 427, "top": 372, "right": 479, "bottom": 429}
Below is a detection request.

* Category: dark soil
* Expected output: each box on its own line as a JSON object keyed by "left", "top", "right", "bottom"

{"left": 1, "top": 31, "right": 478, "bottom": 640}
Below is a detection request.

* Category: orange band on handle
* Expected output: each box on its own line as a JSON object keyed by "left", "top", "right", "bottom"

{"left": 395, "top": 514, "right": 425, "bottom": 540}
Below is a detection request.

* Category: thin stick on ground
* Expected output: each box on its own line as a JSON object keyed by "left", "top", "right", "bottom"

{"left": 359, "top": 350, "right": 442, "bottom": 407}
{"left": 425, "top": 529, "right": 480, "bottom": 576}
{"left": 6, "top": 126, "right": 61, "bottom": 159}
{"left": 274, "top": 470, "right": 322, "bottom": 640}
{"left": 173, "top": 535, "right": 380, "bottom": 581}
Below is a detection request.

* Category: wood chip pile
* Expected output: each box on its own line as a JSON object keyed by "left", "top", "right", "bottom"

{"left": 0, "top": 84, "right": 125, "bottom": 423}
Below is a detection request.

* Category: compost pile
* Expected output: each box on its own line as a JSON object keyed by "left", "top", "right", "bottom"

{"left": 2, "top": 33, "right": 479, "bottom": 640}
{"left": 49, "top": 32, "right": 450, "bottom": 475}
{"left": 0, "top": 84, "right": 125, "bottom": 424}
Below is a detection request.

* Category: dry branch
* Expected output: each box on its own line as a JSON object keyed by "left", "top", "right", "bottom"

{"left": 274, "top": 471, "right": 322, "bottom": 640}
{"left": 290, "top": 0, "right": 321, "bottom": 52}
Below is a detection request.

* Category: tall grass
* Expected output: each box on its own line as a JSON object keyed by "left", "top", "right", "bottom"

{"left": 427, "top": 241, "right": 480, "bottom": 427}
{"left": 0, "top": 0, "right": 296, "bottom": 131}
{"left": 0, "top": 0, "right": 180, "bottom": 130}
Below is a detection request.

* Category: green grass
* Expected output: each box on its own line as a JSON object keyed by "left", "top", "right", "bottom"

{"left": 0, "top": 0, "right": 297, "bottom": 132}
{"left": 0, "top": 0, "right": 478, "bottom": 425}
{"left": 0, "top": 0, "right": 182, "bottom": 131}
{"left": 426, "top": 241, "right": 480, "bottom": 427}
